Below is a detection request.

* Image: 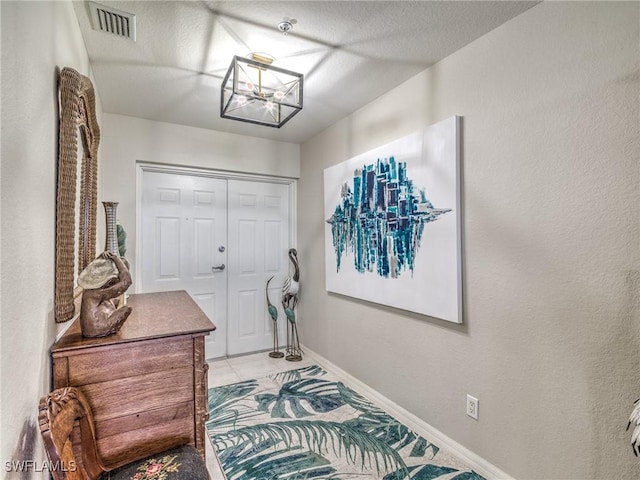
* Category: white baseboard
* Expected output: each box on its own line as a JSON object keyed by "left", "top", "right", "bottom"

{"left": 302, "top": 345, "right": 515, "bottom": 480}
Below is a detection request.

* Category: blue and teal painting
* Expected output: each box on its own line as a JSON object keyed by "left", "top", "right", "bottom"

{"left": 327, "top": 157, "right": 451, "bottom": 278}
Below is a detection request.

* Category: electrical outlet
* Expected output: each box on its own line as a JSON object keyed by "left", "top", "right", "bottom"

{"left": 466, "top": 394, "right": 479, "bottom": 420}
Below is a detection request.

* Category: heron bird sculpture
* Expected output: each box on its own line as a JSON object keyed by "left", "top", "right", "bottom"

{"left": 266, "top": 276, "right": 284, "bottom": 358}
{"left": 628, "top": 398, "right": 640, "bottom": 456}
{"left": 282, "top": 248, "right": 302, "bottom": 361}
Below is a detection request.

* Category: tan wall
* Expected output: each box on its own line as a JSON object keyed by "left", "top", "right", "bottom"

{"left": 98, "top": 113, "right": 300, "bottom": 288}
{"left": 298, "top": 2, "right": 640, "bottom": 479}
{"left": 0, "top": 1, "right": 99, "bottom": 475}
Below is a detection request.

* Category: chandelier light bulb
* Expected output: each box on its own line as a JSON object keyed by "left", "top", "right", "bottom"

{"left": 236, "top": 95, "right": 247, "bottom": 105}
{"left": 274, "top": 91, "right": 285, "bottom": 101}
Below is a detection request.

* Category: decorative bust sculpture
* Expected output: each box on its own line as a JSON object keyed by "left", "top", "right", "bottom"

{"left": 78, "top": 251, "right": 132, "bottom": 337}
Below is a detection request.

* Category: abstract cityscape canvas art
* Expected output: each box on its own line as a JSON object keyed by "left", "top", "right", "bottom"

{"left": 324, "top": 117, "right": 462, "bottom": 323}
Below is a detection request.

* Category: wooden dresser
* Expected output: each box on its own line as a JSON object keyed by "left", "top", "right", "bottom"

{"left": 51, "top": 290, "right": 215, "bottom": 468}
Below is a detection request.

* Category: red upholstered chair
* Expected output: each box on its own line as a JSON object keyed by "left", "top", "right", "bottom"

{"left": 38, "top": 387, "right": 209, "bottom": 480}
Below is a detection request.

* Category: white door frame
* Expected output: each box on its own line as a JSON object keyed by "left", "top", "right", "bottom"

{"left": 135, "top": 162, "right": 298, "bottom": 294}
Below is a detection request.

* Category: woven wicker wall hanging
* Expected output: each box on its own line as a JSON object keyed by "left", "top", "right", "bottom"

{"left": 55, "top": 67, "right": 100, "bottom": 323}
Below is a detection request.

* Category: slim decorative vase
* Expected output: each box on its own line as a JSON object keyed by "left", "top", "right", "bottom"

{"left": 103, "top": 201, "right": 129, "bottom": 304}
{"left": 103, "top": 202, "right": 119, "bottom": 255}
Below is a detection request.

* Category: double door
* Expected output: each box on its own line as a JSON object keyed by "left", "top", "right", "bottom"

{"left": 140, "top": 170, "right": 292, "bottom": 359}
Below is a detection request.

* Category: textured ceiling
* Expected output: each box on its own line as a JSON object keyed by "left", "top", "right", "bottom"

{"left": 72, "top": 1, "right": 538, "bottom": 144}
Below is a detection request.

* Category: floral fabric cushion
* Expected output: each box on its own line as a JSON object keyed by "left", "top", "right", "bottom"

{"left": 99, "top": 445, "right": 209, "bottom": 480}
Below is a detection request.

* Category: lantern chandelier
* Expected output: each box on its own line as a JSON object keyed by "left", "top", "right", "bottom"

{"left": 220, "top": 52, "right": 304, "bottom": 128}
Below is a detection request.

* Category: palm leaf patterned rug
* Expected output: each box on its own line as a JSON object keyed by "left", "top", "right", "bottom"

{"left": 206, "top": 365, "right": 486, "bottom": 480}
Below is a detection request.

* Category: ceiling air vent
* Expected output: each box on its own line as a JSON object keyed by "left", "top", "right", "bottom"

{"left": 89, "top": 2, "right": 136, "bottom": 41}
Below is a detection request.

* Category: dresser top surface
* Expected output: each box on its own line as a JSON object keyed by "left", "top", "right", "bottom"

{"left": 52, "top": 290, "right": 216, "bottom": 353}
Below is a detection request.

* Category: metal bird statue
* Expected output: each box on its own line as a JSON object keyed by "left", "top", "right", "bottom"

{"left": 628, "top": 399, "right": 640, "bottom": 456}
{"left": 282, "top": 248, "right": 302, "bottom": 361}
{"left": 282, "top": 249, "right": 300, "bottom": 309}
{"left": 266, "top": 276, "right": 284, "bottom": 358}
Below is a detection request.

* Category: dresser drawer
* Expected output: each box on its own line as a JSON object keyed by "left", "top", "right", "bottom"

{"left": 82, "top": 366, "right": 194, "bottom": 422}
{"left": 94, "top": 402, "right": 195, "bottom": 468}
{"left": 61, "top": 337, "right": 194, "bottom": 385}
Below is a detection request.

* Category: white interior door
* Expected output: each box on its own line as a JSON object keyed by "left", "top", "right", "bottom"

{"left": 227, "top": 179, "right": 291, "bottom": 356}
{"left": 140, "top": 171, "right": 228, "bottom": 358}
{"left": 140, "top": 169, "right": 292, "bottom": 359}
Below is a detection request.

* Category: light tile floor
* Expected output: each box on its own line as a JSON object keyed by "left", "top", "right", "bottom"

{"left": 205, "top": 351, "right": 316, "bottom": 478}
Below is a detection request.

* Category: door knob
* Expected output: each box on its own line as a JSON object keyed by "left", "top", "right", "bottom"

{"left": 211, "top": 264, "right": 226, "bottom": 272}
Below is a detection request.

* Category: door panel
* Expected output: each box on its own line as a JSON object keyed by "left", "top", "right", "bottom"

{"left": 227, "top": 180, "right": 291, "bottom": 356}
{"left": 265, "top": 221, "right": 282, "bottom": 272}
{"left": 141, "top": 171, "right": 228, "bottom": 359}
{"left": 238, "top": 290, "right": 258, "bottom": 337}
{"left": 157, "top": 217, "right": 180, "bottom": 278}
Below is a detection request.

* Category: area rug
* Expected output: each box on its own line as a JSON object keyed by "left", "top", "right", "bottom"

{"left": 206, "top": 365, "right": 485, "bottom": 480}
